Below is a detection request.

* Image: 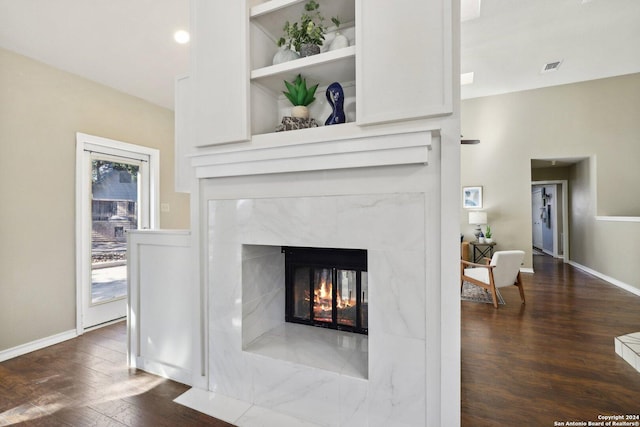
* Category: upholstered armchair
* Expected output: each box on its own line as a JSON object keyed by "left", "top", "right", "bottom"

{"left": 460, "top": 250, "right": 525, "bottom": 308}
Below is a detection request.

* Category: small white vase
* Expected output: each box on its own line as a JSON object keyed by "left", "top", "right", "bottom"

{"left": 485, "top": 238, "right": 493, "bottom": 244}
{"left": 291, "top": 106, "right": 309, "bottom": 119}
{"left": 272, "top": 47, "right": 300, "bottom": 65}
{"left": 478, "top": 237, "right": 486, "bottom": 244}
{"left": 329, "top": 32, "right": 349, "bottom": 51}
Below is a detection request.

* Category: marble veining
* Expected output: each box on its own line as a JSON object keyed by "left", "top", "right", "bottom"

{"left": 202, "top": 193, "right": 430, "bottom": 426}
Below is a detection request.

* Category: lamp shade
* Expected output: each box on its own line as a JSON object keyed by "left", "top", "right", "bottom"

{"left": 468, "top": 211, "right": 487, "bottom": 225}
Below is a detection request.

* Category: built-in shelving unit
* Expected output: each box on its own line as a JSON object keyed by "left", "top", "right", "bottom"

{"left": 249, "top": 0, "right": 356, "bottom": 136}
{"left": 187, "top": 0, "right": 452, "bottom": 148}
{"left": 250, "top": 0, "right": 355, "bottom": 40}
{"left": 251, "top": 46, "right": 355, "bottom": 93}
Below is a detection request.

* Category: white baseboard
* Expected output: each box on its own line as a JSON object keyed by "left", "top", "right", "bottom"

{"left": 0, "top": 329, "right": 77, "bottom": 362}
{"left": 520, "top": 267, "right": 534, "bottom": 274}
{"left": 568, "top": 261, "right": 640, "bottom": 297}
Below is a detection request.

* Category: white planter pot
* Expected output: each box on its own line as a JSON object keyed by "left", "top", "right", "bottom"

{"left": 485, "top": 238, "right": 493, "bottom": 244}
{"left": 291, "top": 105, "right": 310, "bottom": 119}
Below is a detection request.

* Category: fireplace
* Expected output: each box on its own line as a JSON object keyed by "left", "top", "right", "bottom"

{"left": 283, "top": 246, "right": 368, "bottom": 335}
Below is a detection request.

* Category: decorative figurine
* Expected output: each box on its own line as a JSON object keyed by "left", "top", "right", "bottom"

{"left": 324, "top": 82, "right": 345, "bottom": 125}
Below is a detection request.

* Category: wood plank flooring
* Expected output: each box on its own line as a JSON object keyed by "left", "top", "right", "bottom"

{"left": 462, "top": 255, "right": 640, "bottom": 426}
{"left": 3, "top": 255, "right": 639, "bottom": 426}
{"left": 0, "top": 322, "right": 233, "bottom": 426}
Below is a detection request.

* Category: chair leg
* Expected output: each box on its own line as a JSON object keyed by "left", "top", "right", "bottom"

{"left": 490, "top": 284, "right": 499, "bottom": 309}
{"left": 516, "top": 272, "right": 525, "bottom": 305}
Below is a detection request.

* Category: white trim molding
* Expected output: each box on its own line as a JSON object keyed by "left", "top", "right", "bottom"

{"left": 520, "top": 267, "right": 535, "bottom": 274}
{"left": 191, "top": 128, "right": 434, "bottom": 179}
{"left": 0, "top": 329, "right": 77, "bottom": 362}
{"left": 596, "top": 216, "right": 640, "bottom": 223}
{"left": 568, "top": 261, "right": 640, "bottom": 297}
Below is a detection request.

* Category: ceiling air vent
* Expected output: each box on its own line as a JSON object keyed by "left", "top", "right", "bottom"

{"left": 541, "top": 60, "right": 563, "bottom": 73}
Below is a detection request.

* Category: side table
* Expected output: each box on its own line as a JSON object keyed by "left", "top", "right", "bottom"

{"left": 469, "top": 241, "right": 496, "bottom": 263}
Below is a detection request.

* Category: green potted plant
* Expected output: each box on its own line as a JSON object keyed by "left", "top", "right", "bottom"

{"left": 283, "top": 74, "right": 318, "bottom": 119}
{"left": 485, "top": 225, "right": 493, "bottom": 244}
{"left": 277, "top": 0, "right": 332, "bottom": 57}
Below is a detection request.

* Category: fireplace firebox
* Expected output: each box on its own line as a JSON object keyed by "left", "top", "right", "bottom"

{"left": 283, "top": 246, "right": 368, "bottom": 335}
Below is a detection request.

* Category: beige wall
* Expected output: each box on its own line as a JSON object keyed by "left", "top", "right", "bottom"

{"left": 0, "top": 48, "right": 190, "bottom": 352}
{"left": 461, "top": 73, "right": 640, "bottom": 291}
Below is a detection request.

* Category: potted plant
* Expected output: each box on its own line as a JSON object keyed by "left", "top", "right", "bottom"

{"left": 283, "top": 74, "right": 318, "bottom": 119}
{"left": 485, "top": 225, "right": 493, "bottom": 244}
{"left": 277, "top": 0, "right": 332, "bottom": 57}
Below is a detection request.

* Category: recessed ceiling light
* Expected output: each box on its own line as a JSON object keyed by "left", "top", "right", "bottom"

{"left": 541, "top": 60, "right": 563, "bottom": 73}
{"left": 174, "top": 30, "right": 190, "bottom": 44}
{"left": 461, "top": 72, "right": 475, "bottom": 85}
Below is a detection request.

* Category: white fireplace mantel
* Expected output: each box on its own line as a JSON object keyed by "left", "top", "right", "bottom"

{"left": 189, "top": 124, "right": 436, "bottom": 179}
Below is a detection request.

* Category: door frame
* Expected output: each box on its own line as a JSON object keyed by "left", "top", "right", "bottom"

{"left": 531, "top": 180, "right": 569, "bottom": 261}
{"left": 75, "top": 132, "right": 160, "bottom": 334}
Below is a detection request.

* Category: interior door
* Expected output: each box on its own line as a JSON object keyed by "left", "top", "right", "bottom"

{"left": 532, "top": 187, "right": 543, "bottom": 249}
{"left": 81, "top": 150, "right": 150, "bottom": 329}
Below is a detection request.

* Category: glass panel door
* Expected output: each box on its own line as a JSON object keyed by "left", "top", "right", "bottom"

{"left": 313, "top": 268, "right": 333, "bottom": 323}
{"left": 91, "top": 158, "right": 140, "bottom": 304}
{"left": 81, "top": 150, "right": 149, "bottom": 329}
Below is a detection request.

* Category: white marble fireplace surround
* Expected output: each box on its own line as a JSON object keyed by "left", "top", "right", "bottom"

{"left": 177, "top": 129, "right": 452, "bottom": 426}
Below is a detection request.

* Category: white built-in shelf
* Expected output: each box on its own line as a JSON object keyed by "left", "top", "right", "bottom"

{"left": 250, "top": 0, "right": 355, "bottom": 40}
{"left": 251, "top": 46, "right": 356, "bottom": 93}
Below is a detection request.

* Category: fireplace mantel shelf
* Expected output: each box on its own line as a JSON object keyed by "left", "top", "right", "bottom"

{"left": 190, "top": 123, "right": 436, "bottom": 179}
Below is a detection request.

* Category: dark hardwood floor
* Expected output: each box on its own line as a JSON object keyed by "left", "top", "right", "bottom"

{"left": 3, "top": 255, "right": 639, "bottom": 426}
{"left": 462, "top": 254, "right": 640, "bottom": 426}
{"left": 0, "top": 322, "right": 233, "bottom": 426}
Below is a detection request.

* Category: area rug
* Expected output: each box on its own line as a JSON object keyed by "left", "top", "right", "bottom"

{"left": 461, "top": 282, "right": 505, "bottom": 305}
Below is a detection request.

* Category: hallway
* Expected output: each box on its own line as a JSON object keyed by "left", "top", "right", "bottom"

{"left": 462, "top": 255, "right": 640, "bottom": 426}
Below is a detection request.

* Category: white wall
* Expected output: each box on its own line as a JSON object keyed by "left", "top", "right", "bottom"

{"left": 0, "top": 48, "right": 190, "bottom": 353}
{"left": 461, "top": 73, "right": 640, "bottom": 291}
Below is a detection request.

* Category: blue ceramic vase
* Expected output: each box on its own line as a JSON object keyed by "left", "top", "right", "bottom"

{"left": 324, "top": 82, "right": 346, "bottom": 126}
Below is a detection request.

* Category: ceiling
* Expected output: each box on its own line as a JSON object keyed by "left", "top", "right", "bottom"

{"left": 1, "top": 0, "right": 639, "bottom": 110}
{"left": 462, "top": 0, "right": 640, "bottom": 99}
{"left": 0, "top": 0, "right": 189, "bottom": 110}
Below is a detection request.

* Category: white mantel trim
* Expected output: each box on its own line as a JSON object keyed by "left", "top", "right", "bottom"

{"left": 192, "top": 128, "right": 433, "bottom": 179}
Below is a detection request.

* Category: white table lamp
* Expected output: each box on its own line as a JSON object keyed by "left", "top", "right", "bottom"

{"left": 468, "top": 211, "right": 487, "bottom": 241}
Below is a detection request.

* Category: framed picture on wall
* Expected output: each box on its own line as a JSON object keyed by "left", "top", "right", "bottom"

{"left": 463, "top": 186, "right": 483, "bottom": 209}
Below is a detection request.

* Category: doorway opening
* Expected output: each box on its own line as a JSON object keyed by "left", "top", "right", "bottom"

{"left": 530, "top": 157, "right": 583, "bottom": 262}
{"left": 76, "top": 133, "right": 159, "bottom": 332}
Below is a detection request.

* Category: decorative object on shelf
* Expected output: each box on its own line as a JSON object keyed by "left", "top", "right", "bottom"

{"left": 329, "top": 17, "right": 349, "bottom": 51}
{"left": 272, "top": 46, "right": 300, "bottom": 65}
{"left": 463, "top": 185, "right": 483, "bottom": 209}
{"left": 484, "top": 225, "right": 493, "bottom": 244}
{"left": 324, "top": 82, "right": 346, "bottom": 125}
{"left": 283, "top": 74, "right": 318, "bottom": 119}
{"left": 276, "top": 116, "right": 319, "bottom": 132}
{"left": 299, "top": 43, "right": 321, "bottom": 57}
{"left": 468, "top": 211, "right": 487, "bottom": 242}
{"left": 277, "top": 0, "right": 336, "bottom": 57}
